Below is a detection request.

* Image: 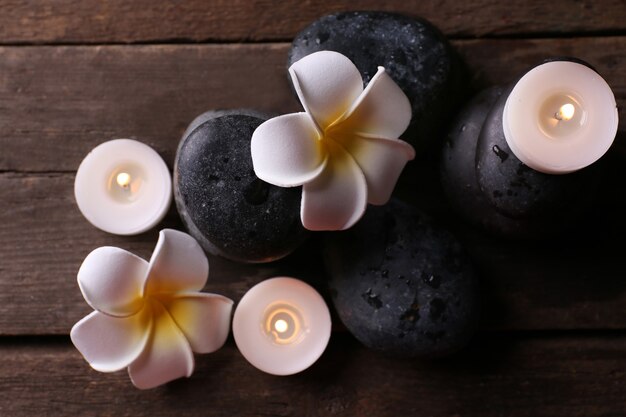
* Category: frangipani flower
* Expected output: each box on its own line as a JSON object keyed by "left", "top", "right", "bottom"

{"left": 71, "top": 229, "right": 233, "bottom": 389}
{"left": 251, "top": 50, "right": 415, "bottom": 231}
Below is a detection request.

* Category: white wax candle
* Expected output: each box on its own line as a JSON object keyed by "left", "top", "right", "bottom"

{"left": 503, "top": 61, "right": 618, "bottom": 174}
{"left": 232, "top": 277, "right": 331, "bottom": 376}
{"left": 74, "top": 139, "right": 172, "bottom": 235}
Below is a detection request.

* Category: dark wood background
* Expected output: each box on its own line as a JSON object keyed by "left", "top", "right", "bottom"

{"left": 1, "top": 1, "right": 625, "bottom": 416}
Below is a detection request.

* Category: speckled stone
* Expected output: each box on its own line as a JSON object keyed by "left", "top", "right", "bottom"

{"left": 324, "top": 199, "right": 479, "bottom": 357}
{"left": 288, "top": 11, "right": 468, "bottom": 152}
{"left": 441, "top": 61, "right": 604, "bottom": 238}
{"left": 475, "top": 83, "right": 600, "bottom": 221}
{"left": 174, "top": 110, "right": 309, "bottom": 263}
{"left": 441, "top": 87, "right": 543, "bottom": 238}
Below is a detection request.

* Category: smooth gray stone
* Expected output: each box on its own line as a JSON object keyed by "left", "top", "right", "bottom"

{"left": 441, "top": 87, "right": 542, "bottom": 238}
{"left": 324, "top": 199, "right": 479, "bottom": 358}
{"left": 174, "top": 110, "right": 309, "bottom": 263}
{"left": 475, "top": 83, "right": 599, "bottom": 221}
{"left": 441, "top": 67, "right": 605, "bottom": 239}
{"left": 288, "top": 11, "right": 468, "bottom": 153}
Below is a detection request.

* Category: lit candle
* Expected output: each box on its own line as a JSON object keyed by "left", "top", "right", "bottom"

{"left": 232, "top": 277, "right": 331, "bottom": 375}
{"left": 74, "top": 139, "right": 172, "bottom": 235}
{"left": 502, "top": 60, "right": 618, "bottom": 174}
{"left": 441, "top": 58, "right": 619, "bottom": 238}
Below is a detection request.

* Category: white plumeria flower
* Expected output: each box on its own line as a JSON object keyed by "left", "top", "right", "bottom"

{"left": 251, "top": 50, "right": 415, "bottom": 231}
{"left": 70, "top": 229, "right": 233, "bottom": 389}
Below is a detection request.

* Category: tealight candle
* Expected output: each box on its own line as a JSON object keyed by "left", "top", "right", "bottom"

{"left": 75, "top": 139, "right": 172, "bottom": 235}
{"left": 441, "top": 58, "right": 619, "bottom": 238}
{"left": 503, "top": 60, "right": 618, "bottom": 174}
{"left": 232, "top": 277, "right": 331, "bottom": 375}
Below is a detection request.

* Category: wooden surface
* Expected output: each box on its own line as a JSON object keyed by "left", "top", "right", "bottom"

{"left": 0, "top": 0, "right": 624, "bottom": 43}
{"left": 1, "top": 334, "right": 625, "bottom": 417}
{"left": 0, "top": 1, "right": 625, "bottom": 415}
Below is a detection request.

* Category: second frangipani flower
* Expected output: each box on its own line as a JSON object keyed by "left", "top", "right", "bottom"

{"left": 251, "top": 51, "right": 415, "bottom": 231}
{"left": 71, "top": 229, "right": 233, "bottom": 389}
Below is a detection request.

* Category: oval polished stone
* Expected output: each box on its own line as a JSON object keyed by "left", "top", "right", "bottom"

{"left": 174, "top": 110, "right": 309, "bottom": 263}
{"left": 441, "top": 78, "right": 604, "bottom": 239}
{"left": 288, "top": 11, "right": 468, "bottom": 152}
{"left": 324, "top": 199, "right": 479, "bottom": 357}
{"left": 440, "top": 87, "right": 541, "bottom": 238}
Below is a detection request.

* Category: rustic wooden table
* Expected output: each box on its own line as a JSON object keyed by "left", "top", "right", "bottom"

{"left": 1, "top": 1, "right": 625, "bottom": 416}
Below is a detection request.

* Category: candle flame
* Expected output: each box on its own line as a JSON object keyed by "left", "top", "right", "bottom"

{"left": 274, "top": 319, "right": 288, "bottom": 333}
{"left": 116, "top": 172, "right": 131, "bottom": 188}
{"left": 555, "top": 103, "right": 575, "bottom": 121}
{"left": 264, "top": 303, "right": 304, "bottom": 345}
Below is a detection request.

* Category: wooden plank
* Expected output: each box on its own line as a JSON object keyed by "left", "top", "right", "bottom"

{"left": 0, "top": 335, "right": 624, "bottom": 416}
{"left": 0, "top": 173, "right": 326, "bottom": 335}
{"left": 0, "top": 37, "right": 624, "bottom": 173}
{"left": 0, "top": 0, "right": 624, "bottom": 44}
{"left": 0, "top": 43, "right": 300, "bottom": 172}
{"left": 2, "top": 168, "right": 626, "bottom": 335}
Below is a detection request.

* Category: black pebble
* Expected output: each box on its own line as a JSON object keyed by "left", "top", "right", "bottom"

{"left": 441, "top": 65, "right": 605, "bottom": 238}
{"left": 174, "top": 110, "right": 309, "bottom": 263}
{"left": 324, "top": 199, "right": 479, "bottom": 357}
{"left": 475, "top": 84, "right": 600, "bottom": 220}
{"left": 441, "top": 87, "right": 544, "bottom": 238}
{"left": 288, "top": 11, "right": 468, "bottom": 152}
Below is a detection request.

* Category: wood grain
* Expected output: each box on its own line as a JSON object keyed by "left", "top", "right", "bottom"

{"left": 0, "top": 173, "right": 325, "bottom": 336}
{"left": 0, "top": 43, "right": 300, "bottom": 172}
{"left": 0, "top": 37, "right": 624, "bottom": 173}
{"left": 2, "top": 162, "right": 626, "bottom": 335}
{"left": 1, "top": 38, "right": 626, "bottom": 335}
{"left": 0, "top": 2, "right": 624, "bottom": 415}
{"left": 0, "top": 0, "right": 624, "bottom": 44}
{"left": 0, "top": 334, "right": 624, "bottom": 416}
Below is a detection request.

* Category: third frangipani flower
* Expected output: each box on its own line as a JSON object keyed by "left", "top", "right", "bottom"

{"left": 251, "top": 51, "right": 415, "bottom": 231}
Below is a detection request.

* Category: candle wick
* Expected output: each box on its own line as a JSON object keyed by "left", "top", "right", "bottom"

{"left": 554, "top": 103, "right": 575, "bottom": 122}
{"left": 116, "top": 172, "right": 132, "bottom": 190}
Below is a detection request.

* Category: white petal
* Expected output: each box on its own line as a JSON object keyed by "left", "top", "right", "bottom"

{"left": 251, "top": 113, "right": 327, "bottom": 187}
{"left": 145, "top": 229, "right": 208, "bottom": 295}
{"left": 290, "top": 50, "right": 364, "bottom": 129}
{"left": 336, "top": 67, "right": 411, "bottom": 139}
{"left": 335, "top": 133, "right": 415, "bottom": 205}
{"left": 163, "top": 293, "right": 233, "bottom": 354}
{"left": 301, "top": 141, "right": 367, "bottom": 231}
{"left": 77, "top": 247, "right": 148, "bottom": 317}
{"left": 128, "top": 301, "right": 195, "bottom": 389}
{"left": 70, "top": 307, "right": 152, "bottom": 373}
